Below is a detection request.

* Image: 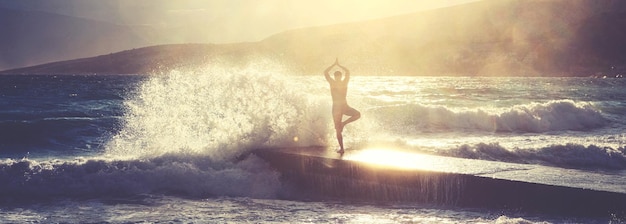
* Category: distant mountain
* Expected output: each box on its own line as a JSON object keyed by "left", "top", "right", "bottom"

{"left": 261, "top": 0, "right": 626, "bottom": 76}
{"left": 0, "top": 43, "right": 262, "bottom": 75}
{"left": 0, "top": 8, "right": 157, "bottom": 70}
{"left": 3, "top": 0, "right": 626, "bottom": 76}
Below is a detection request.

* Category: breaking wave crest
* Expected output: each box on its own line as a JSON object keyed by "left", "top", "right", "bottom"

{"left": 371, "top": 100, "right": 608, "bottom": 133}
{"left": 0, "top": 154, "right": 280, "bottom": 202}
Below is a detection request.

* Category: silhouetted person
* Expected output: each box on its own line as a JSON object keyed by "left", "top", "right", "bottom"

{"left": 324, "top": 58, "right": 361, "bottom": 154}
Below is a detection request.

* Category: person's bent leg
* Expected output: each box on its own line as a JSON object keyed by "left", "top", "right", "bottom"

{"left": 342, "top": 107, "right": 361, "bottom": 127}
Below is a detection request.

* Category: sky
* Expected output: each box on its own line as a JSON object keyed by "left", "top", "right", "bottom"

{"left": 0, "top": 0, "right": 479, "bottom": 43}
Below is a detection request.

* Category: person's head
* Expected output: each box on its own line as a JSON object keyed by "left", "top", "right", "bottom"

{"left": 334, "top": 71, "right": 342, "bottom": 79}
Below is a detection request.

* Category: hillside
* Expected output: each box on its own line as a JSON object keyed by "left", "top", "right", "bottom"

{"left": 2, "top": 0, "right": 626, "bottom": 76}
{"left": 262, "top": 0, "right": 626, "bottom": 76}
{"left": 0, "top": 43, "right": 266, "bottom": 75}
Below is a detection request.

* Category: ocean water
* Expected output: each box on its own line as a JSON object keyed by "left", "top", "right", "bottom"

{"left": 1, "top": 64, "right": 625, "bottom": 223}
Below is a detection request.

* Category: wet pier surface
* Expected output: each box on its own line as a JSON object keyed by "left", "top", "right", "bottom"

{"left": 254, "top": 146, "right": 626, "bottom": 217}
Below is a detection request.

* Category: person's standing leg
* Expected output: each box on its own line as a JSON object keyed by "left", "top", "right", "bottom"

{"left": 333, "top": 106, "right": 345, "bottom": 153}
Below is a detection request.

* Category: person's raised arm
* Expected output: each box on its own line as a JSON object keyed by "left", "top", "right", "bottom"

{"left": 324, "top": 62, "right": 335, "bottom": 83}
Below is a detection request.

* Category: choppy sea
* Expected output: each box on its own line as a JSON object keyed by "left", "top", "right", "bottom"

{"left": 1, "top": 64, "right": 625, "bottom": 223}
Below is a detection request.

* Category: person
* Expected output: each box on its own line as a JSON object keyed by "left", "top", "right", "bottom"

{"left": 324, "top": 58, "right": 361, "bottom": 154}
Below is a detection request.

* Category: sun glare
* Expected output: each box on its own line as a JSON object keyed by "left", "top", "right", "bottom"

{"left": 344, "top": 148, "right": 447, "bottom": 170}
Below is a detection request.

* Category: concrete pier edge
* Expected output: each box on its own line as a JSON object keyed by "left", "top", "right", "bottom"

{"left": 254, "top": 147, "right": 626, "bottom": 218}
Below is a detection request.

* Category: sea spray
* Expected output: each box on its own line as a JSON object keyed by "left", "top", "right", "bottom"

{"left": 106, "top": 62, "right": 330, "bottom": 159}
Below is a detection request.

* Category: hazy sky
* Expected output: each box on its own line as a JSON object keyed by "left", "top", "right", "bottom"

{"left": 0, "top": 0, "right": 479, "bottom": 43}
